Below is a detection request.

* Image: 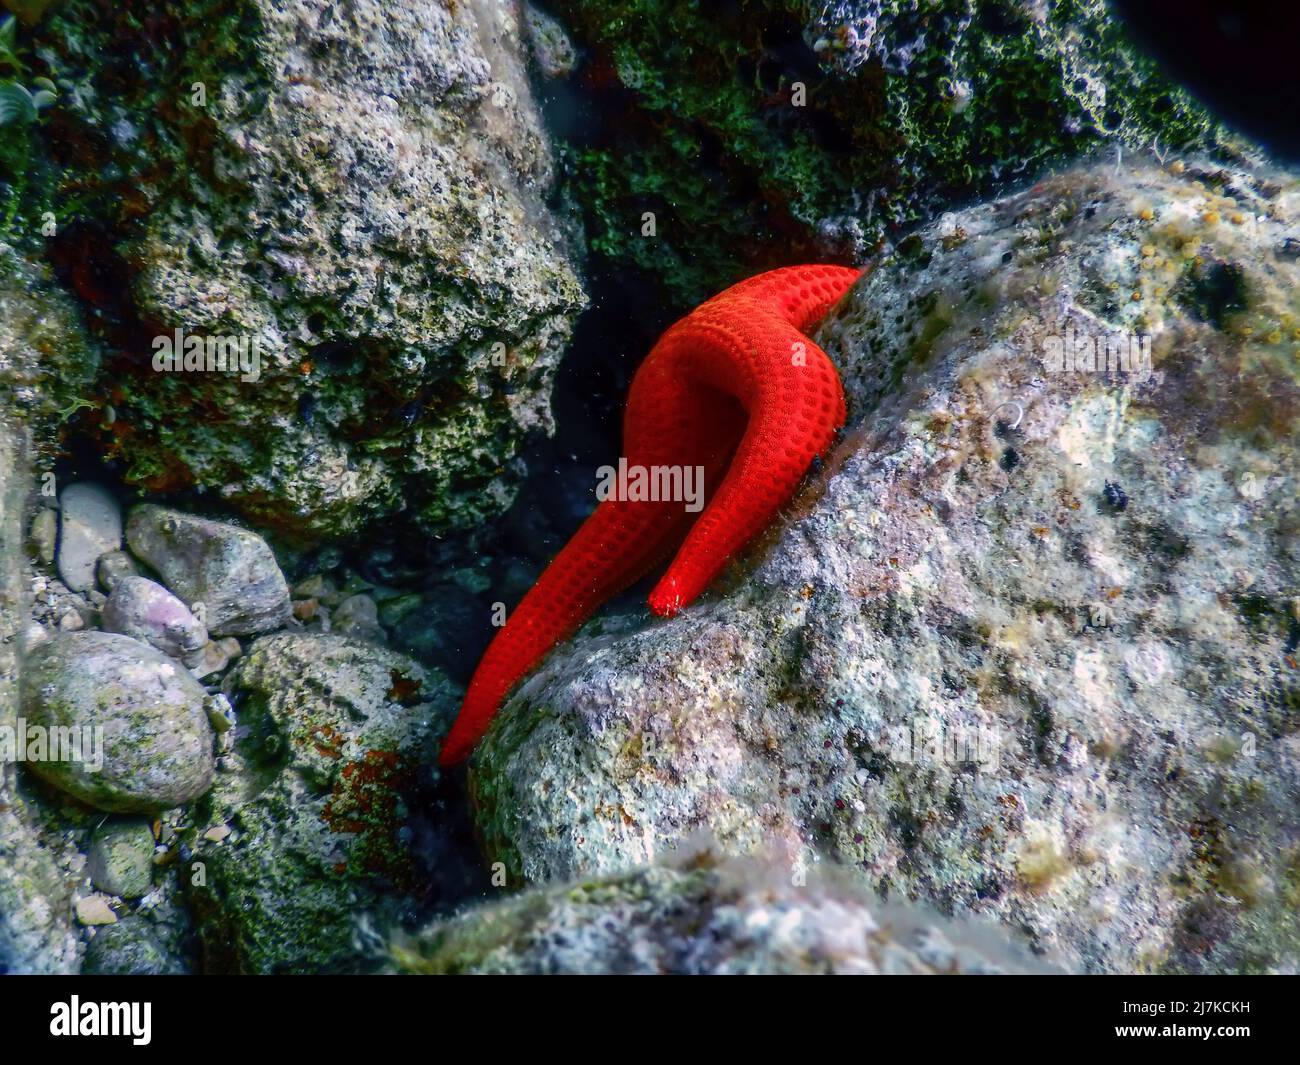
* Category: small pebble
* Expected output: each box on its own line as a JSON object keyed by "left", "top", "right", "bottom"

{"left": 204, "top": 693, "right": 236, "bottom": 734}
{"left": 96, "top": 549, "right": 140, "bottom": 593}
{"left": 333, "top": 594, "right": 382, "bottom": 639}
{"left": 57, "top": 482, "right": 123, "bottom": 593}
{"left": 185, "top": 639, "right": 232, "bottom": 680}
{"left": 29, "top": 508, "right": 57, "bottom": 564}
{"left": 293, "top": 574, "right": 337, "bottom": 600}
{"left": 76, "top": 895, "right": 119, "bottom": 927}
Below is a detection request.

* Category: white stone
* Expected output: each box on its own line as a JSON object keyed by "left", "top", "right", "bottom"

{"left": 56, "top": 483, "right": 122, "bottom": 592}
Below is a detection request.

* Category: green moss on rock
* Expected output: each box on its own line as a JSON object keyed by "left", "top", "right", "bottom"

{"left": 14, "top": 0, "right": 586, "bottom": 541}
{"left": 187, "top": 632, "right": 456, "bottom": 973}
{"left": 391, "top": 852, "right": 1064, "bottom": 974}
{"left": 552, "top": 0, "right": 1233, "bottom": 307}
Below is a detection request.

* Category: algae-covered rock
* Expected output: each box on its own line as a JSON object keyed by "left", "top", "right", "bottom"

{"left": 28, "top": 506, "right": 56, "bottom": 566}
{"left": 550, "top": 0, "right": 1235, "bottom": 307}
{"left": 0, "top": 413, "right": 80, "bottom": 974}
{"left": 125, "top": 505, "right": 291, "bottom": 638}
{"left": 20, "top": 631, "right": 215, "bottom": 812}
{"left": 81, "top": 919, "right": 185, "bottom": 976}
{"left": 25, "top": 0, "right": 585, "bottom": 541}
{"left": 86, "top": 818, "right": 156, "bottom": 899}
{"left": 189, "top": 632, "right": 457, "bottom": 973}
{"left": 523, "top": 3, "right": 578, "bottom": 80}
{"left": 393, "top": 852, "right": 1064, "bottom": 975}
{"left": 471, "top": 155, "right": 1300, "bottom": 974}
{"left": 0, "top": 243, "right": 99, "bottom": 432}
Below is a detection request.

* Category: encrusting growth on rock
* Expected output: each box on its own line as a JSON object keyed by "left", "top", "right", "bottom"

{"left": 441, "top": 265, "right": 863, "bottom": 764}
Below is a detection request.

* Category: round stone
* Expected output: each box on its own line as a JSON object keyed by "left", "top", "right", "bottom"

{"left": 19, "top": 632, "right": 215, "bottom": 813}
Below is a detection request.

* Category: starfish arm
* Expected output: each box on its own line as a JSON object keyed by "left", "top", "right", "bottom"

{"left": 707, "top": 264, "right": 865, "bottom": 332}
{"left": 646, "top": 318, "right": 846, "bottom": 616}
{"left": 439, "top": 361, "right": 747, "bottom": 766}
{"left": 439, "top": 495, "right": 688, "bottom": 764}
{"left": 440, "top": 264, "right": 860, "bottom": 763}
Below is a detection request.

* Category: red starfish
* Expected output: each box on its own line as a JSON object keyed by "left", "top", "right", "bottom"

{"left": 440, "top": 264, "right": 863, "bottom": 765}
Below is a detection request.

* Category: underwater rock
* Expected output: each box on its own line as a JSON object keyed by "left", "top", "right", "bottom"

{"left": 29, "top": 0, "right": 584, "bottom": 540}
{"left": 0, "top": 413, "right": 80, "bottom": 974}
{"left": 184, "top": 636, "right": 241, "bottom": 680}
{"left": 332, "top": 593, "right": 382, "bottom": 642}
{"left": 81, "top": 919, "right": 184, "bottom": 976}
{"left": 392, "top": 852, "right": 1065, "bottom": 975}
{"left": 292, "top": 573, "right": 339, "bottom": 603}
{"left": 96, "top": 550, "right": 140, "bottom": 594}
{"left": 0, "top": 244, "right": 99, "bottom": 433}
{"left": 86, "top": 818, "right": 156, "bottom": 899}
{"left": 471, "top": 156, "right": 1300, "bottom": 974}
{"left": 55, "top": 482, "right": 121, "bottom": 593}
{"left": 28, "top": 506, "right": 55, "bottom": 565}
{"left": 20, "top": 631, "right": 215, "bottom": 813}
{"left": 524, "top": 3, "right": 577, "bottom": 79}
{"left": 102, "top": 576, "right": 209, "bottom": 658}
{"left": 549, "top": 0, "right": 1235, "bottom": 307}
{"left": 125, "top": 505, "right": 291, "bottom": 638}
{"left": 75, "top": 895, "right": 119, "bottom": 927}
{"left": 189, "top": 633, "right": 455, "bottom": 973}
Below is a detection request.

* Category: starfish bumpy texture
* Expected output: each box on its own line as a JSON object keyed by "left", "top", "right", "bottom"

{"left": 440, "top": 265, "right": 864, "bottom": 764}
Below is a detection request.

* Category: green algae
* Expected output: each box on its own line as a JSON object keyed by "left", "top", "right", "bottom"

{"left": 553, "top": 0, "right": 1231, "bottom": 309}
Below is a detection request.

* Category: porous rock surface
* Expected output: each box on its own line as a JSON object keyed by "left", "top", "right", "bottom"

{"left": 33, "top": 0, "right": 585, "bottom": 539}
{"left": 471, "top": 155, "right": 1300, "bottom": 974}
{"left": 393, "top": 853, "right": 1065, "bottom": 975}
{"left": 189, "top": 632, "right": 456, "bottom": 973}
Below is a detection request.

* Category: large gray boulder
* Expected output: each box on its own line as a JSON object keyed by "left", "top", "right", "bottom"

{"left": 31, "top": 0, "right": 585, "bottom": 540}
{"left": 470, "top": 156, "right": 1300, "bottom": 974}
{"left": 20, "top": 632, "right": 215, "bottom": 813}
